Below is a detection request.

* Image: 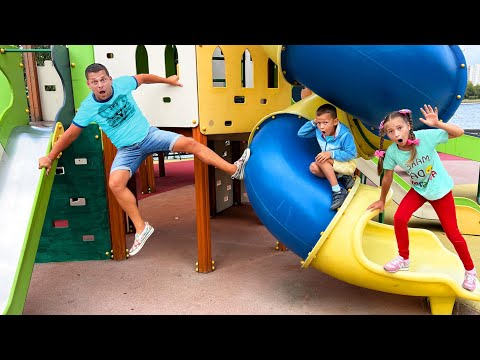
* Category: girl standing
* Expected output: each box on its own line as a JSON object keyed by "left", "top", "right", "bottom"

{"left": 367, "top": 104, "right": 477, "bottom": 291}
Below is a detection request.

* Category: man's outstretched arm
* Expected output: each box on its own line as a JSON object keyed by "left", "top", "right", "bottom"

{"left": 134, "top": 74, "right": 183, "bottom": 87}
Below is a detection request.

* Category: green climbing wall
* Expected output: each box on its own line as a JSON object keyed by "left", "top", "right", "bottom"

{"left": 36, "top": 124, "right": 111, "bottom": 262}
{"left": 36, "top": 45, "right": 112, "bottom": 262}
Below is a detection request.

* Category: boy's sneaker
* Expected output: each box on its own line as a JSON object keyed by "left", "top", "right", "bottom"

{"left": 384, "top": 256, "right": 410, "bottom": 273}
{"left": 129, "top": 222, "right": 154, "bottom": 256}
{"left": 339, "top": 175, "right": 355, "bottom": 190}
{"left": 462, "top": 269, "right": 477, "bottom": 291}
{"left": 231, "top": 148, "right": 251, "bottom": 180}
{"left": 330, "top": 188, "right": 348, "bottom": 210}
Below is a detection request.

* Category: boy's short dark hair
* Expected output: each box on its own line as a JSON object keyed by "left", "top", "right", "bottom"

{"left": 316, "top": 103, "right": 337, "bottom": 118}
{"left": 85, "top": 63, "right": 109, "bottom": 79}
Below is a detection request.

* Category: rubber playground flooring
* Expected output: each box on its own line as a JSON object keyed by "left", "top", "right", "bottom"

{"left": 21, "top": 153, "right": 480, "bottom": 315}
{"left": 23, "top": 180, "right": 480, "bottom": 315}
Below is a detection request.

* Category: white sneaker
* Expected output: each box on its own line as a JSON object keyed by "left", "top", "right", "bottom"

{"left": 231, "top": 148, "right": 250, "bottom": 180}
{"left": 129, "top": 222, "right": 154, "bottom": 256}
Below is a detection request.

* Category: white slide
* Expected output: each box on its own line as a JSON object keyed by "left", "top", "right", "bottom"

{"left": 0, "top": 125, "right": 52, "bottom": 314}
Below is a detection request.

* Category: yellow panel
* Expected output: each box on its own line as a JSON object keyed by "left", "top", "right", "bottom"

{"left": 260, "top": 45, "right": 282, "bottom": 65}
{"left": 456, "top": 206, "right": 480, "bottom": 236}
{"left": 51, "top": 122, "right": 65, "bottom": 159}
{"left": 196, "top": 45, "right": 292, "bottom": 135}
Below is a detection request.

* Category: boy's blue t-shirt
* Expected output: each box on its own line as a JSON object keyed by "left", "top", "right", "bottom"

{"left": 382, "top": 129, "right": 453, "bottom": 200}
{"left": 72, "top": 76, "right": 150, "bottom": 148}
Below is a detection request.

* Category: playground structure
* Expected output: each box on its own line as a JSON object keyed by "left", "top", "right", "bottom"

{"left": 244, "top": 45, "right": 480, "bottom": 315}
{"left": 0, "top": 44, "right": 292, "bottom": 314}
{"left": 1, "top": 45, "right": 479, "bottom": 315}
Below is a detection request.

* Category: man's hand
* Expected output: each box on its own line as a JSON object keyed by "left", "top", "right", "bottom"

{"left": 38, "top": 155, "right": 53, "bottom": 175}
{"left": 167, "top": 75, "right": 183, "bottom": 87}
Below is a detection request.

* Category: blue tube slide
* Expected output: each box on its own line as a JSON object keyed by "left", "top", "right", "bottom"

{"left": 245, "top": 45, "right": 468, "bottom": 260}
{"left": 245, "top": 113, "right": 336, "bottom": 259}
{"left": 281, "top": 45, "right": 467, "bottom": 130}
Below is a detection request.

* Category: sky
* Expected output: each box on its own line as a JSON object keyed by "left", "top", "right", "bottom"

{"left": 460, "top": 45, "right": 480, "bottom": 65}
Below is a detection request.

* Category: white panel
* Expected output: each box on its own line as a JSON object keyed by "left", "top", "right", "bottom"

{"left": 142, "top": 45, "right": 167, "bottom": 75}
{"left": 212, "top": 46, "right": 226, "bottom": 87}
{"left": 37, "top": 60, "right": 64, "bottom": 122}
{"left": 245, "top": 50, "right": 254, "bottom": 88}
{"left": 93, "top": 45, "right": 199, "bottom": 129}
{"left": 93, "top": 45, "right": 138, "bottom": 77}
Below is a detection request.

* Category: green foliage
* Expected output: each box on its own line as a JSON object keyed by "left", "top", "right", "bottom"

{"left": 32, "top": 45, "right": 51, "bottom": 65}
{"left": 17, "top": 45, "right": 52, "bottom": 65}
{"left": 464, "top": 81, "right": 480, "bottom": 100}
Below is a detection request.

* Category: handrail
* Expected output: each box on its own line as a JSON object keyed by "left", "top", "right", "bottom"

{"left": 0, "top": 48, "right": 51, "bottom": 54}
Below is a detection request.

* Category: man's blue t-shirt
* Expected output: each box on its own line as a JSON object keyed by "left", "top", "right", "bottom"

{"left": 382, "top": 129, "right": 453, "bottom": 200}
{"left": 72, "top": 76, "right": 149, "bottom": 148}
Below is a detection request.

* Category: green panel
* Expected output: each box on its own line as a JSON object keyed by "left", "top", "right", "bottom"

{"left": 66, "top": 45, "right": 94, "bottom": 109}
{"left": 436, "top": 134, "right": 480, "bottom": 162}
{"left": 136, "top": 45, "right": 149, "bottom": 74}
{"left": 165, "top": 45, "right": 178, "bottom": 77}
{"left": 51, "top": 45, "right": 76, "bottom": 127}
{"left": 0, "top": 71, "right": 9, "bottom": 121}
{"left": 267, "top": 59, "right": 279, "bottom": 88}
{"left": 478, "top": 166, "right": 480, "bottom": 205}
{"left": 0, "top": 45, "right": 29, "bottom": 148}
{"left": 37, "top": 124, "right": 111, "bottom": 263}
{"left": 454, "top": 196, "right": 480, "bottom": 211}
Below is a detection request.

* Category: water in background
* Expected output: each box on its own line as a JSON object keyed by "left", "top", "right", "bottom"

{"left": 449, "top": 103, "right": 480, "bottom": 129}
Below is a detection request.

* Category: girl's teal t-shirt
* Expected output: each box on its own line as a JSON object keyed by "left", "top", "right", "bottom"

{"left": 383, "top": 129, "right": 453, "bottom": 200}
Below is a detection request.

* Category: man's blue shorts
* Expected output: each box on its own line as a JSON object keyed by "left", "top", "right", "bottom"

{"left": 111, "top": 126, "right": 182, "bottom": 178}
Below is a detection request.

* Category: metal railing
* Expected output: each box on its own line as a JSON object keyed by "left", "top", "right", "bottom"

{"left": 465, "top": 129, "right": 480, "bottom": 138}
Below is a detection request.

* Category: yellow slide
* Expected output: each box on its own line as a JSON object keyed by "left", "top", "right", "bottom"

{"left": 301, "top": 177, "right": 480, "bottom": 315}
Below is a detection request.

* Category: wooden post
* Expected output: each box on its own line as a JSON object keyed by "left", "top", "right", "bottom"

{"left": 276, "top": 242, "right": 288, "bottom": 251}
{"left": 138, "top": 160, "right": 148, "bottom": 194}
{"left": 145, "top": 155, "right": 156, "bottom": 193}
{"left": 137, "top": 155, "right": 156, "bottom": 195}
{"left": 102, "top": 133, "right": 127, "bottom": 261}
{"left": 158, "top": 152, "right": 166, "bottom": 177}
{"left": 126, "top": 175, "right": 137, "bottom": 234}
{"left": 192, "top": 127, "right": 213, "bottom": 273}
{"left": 22, "top": 45, "right": 43, "bottom": 122}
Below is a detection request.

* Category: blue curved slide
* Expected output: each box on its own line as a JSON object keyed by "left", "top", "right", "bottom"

{"left": 281, "top": 45, "right": 467, "bottom": 131}
{"left": 245, "top": 45, "right": 468, "bottom": 261}
{"left": 246, "top": 112, "right": 335, "bottom": 259}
